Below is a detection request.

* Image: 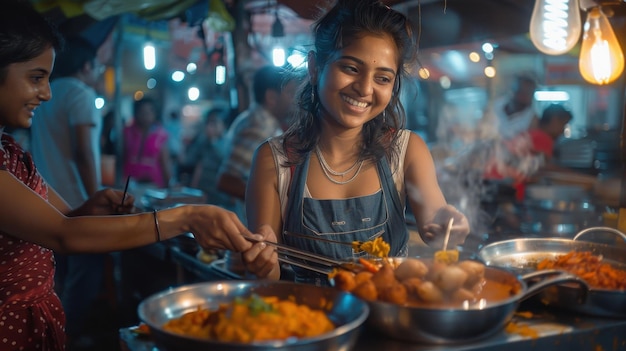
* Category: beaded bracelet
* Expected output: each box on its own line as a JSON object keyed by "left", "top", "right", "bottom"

{"left": 152, "top": 209, "right": 162, "bottom": 242}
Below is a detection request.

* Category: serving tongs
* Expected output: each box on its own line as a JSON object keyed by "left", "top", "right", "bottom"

{"left": 243, "top": 235, "right": 364, "bottom": 275}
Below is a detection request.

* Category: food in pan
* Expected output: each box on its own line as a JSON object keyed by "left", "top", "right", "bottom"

{"left": 162, "top": 294, "right": 335, "bottom": 342}
{"left": 353, "top": 236, "right": 390, "bottom": 257}
{"left": 332, "top": 258, "right": 519, "bottom": 307}
{"left": 536, "top": 251, "right": 626, "bottom": 290}
{"left": 434, "top": 249, "right": 459, "bottom": 264}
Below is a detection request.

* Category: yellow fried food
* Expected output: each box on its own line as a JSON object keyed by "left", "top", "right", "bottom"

{"left": 162, "top": 294, "right": 334, "bottom": 343}
{"left": 358, "top": 237, "right": 391, "bottom": 258}
{"left": 434, "top": 250, "right": 459, "bottom": 264}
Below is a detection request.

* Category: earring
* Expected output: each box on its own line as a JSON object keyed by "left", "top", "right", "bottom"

{"left": 311, "top": 86, "right": 316, "bottom": 104}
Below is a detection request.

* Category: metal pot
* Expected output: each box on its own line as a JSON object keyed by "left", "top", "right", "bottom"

{"left": 478, "top": 226, "right": 626, "bottom": 317}
{"left": 137, "top": 280, "right": 369, "bottom": 351}
{"left": 521, "top": 184, "right": 598, "bottom": 236}
{"left": 361, "top": 258, "right": 587, "bottom": 344}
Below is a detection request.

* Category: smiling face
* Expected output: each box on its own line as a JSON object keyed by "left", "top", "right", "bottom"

{"left": 0, "top": 47, "right": 54, "bottom": 129}
{"left": 311, "top": 33, "right": 399, "bottom": 131}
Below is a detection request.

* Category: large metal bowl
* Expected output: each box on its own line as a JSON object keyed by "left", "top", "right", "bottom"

{"left": 138, "top": 280, "right": 369, "bottom": 351}
{"left": 350, "top": 257, "right": 587, "bottom": 344}
{"left": 478, "top": 227, "right": 626, "bottom": 318}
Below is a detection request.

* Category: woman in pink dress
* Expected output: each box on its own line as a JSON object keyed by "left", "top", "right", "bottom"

{"left": 123, "top": 97, "right": 172, "bottom": 187}
{"left": 0, "top": 4, "right": 260, "bottom": 350}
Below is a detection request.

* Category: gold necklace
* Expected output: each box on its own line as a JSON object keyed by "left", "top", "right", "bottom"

{"left": 315, "top": 145, "right": 364, "bottom": 185}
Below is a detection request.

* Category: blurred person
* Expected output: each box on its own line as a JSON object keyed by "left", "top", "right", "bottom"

{"left": 217, "top": 65, "right": 299, "bottom": 222}
{"left": 0, "top": 3, "right": 261, "bottom": 349}
{"left": 164, "top": 110, "right": 184, "bottom": 183}
{"left": 485, "top": 104, "right": 574, "bottom": 186}
{"left": 189, "top": 106, "right": 236, "bottom": 210}
{"left": 29, "top": 35, "right": 106, "bottom": 345}
{"left": 481, "top": 73, "right": 538, "bottom": 140}
{"left": 122, "top": 97, "right": 173, "bottom": 188}
{"left": 243, "top": 0, "right": 470, "bottom": 285}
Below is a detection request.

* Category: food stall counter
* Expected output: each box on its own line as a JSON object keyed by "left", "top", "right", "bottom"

{"left": 119, "top": 299, "right": 626, "bottom": 351}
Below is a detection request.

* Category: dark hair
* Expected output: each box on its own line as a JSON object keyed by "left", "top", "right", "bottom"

{"left": 252, "top": 65, "right": 291, "bottom": 105}
{"left": 133, "top": 97, "right": 159, "bottom": 120}
{"left": 50, "top": 36, "right": 97, "bottom": 80}
{"left": 0, "top": 0, "right": 63, "bottom": 83}
{"left": 282, "top": 0, "right": 417, "bottom": 165}
{"left": 539, "top": 104, "right": 572, "bottom": 126}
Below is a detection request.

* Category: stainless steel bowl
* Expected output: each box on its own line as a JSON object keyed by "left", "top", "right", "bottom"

{"left": 138, "top": 280, "right": 369, "bottom": 351}
{"left": 356, "top": 258, "right": 587, "bottom": 344}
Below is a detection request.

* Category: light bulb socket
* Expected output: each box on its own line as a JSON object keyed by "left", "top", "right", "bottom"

{"left": 271, "top": 15, "right": 284, "bottom": 38}
{"left": 580, "top": 0, "right": 622, "bottom": 10}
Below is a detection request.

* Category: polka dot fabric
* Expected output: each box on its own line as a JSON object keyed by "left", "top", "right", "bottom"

{"left": 0, "top": 133, "right": 66, "bottom": 350}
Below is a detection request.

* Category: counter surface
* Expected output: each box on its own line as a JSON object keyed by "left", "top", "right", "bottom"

{"left": 120, "top": 301, "right": 626, "bottom": 351}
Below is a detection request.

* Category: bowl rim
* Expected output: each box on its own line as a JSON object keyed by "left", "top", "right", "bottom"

{"left": 138, "top": 280, "right": 370, "bottom": 347}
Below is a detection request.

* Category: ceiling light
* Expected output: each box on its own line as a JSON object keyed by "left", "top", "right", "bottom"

{"left": 529, "top": 0, "right": 582, "bottom": 55}
{"left": 578, "top": 6, "right": 624, "bottom": 85}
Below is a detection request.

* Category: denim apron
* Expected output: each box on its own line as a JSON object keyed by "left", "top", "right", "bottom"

{"left": 283, "top": 152, "right": 409, "bottom": 286}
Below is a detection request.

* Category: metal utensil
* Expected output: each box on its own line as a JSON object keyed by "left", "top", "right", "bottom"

{"left": 243, "top": 235, "right": 363, "bottom": 275}
{"left": 363, "top": 257, "right": 588, "bottom": 344}
{"left": 283, "top": 230, "right": 364, "bottom": 252}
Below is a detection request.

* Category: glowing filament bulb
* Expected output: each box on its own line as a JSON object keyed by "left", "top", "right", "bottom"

{"left": 529, "top": 0, "right": 581, "bottom": 55}
{"left": 578, "top": 7, "right": 625, "bottom": 85}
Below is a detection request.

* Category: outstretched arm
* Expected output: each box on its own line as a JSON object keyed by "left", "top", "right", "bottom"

{"left": 0, "top": 170, "right": 256, "bottom": 254}
{"left": 403, "top": 132, "right": 469, "bottom": 248}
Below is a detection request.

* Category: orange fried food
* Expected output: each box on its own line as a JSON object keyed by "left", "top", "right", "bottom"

{"left": 358, "top": 237, "right": 391, "bottom": 258}
{"left": 536, "top": 251, "right": 626, "bottom": 290}
{"left": 352, "top": 280, "right": 378, "bottom": 301}
{"left": 162, "top": 295, "right": 334, "bottom": 343}
{"left": 333, "top": 270, "right": 357, "bottom": 292}
{"left": 379, "top": 282, "right": 408, "bottom": 304}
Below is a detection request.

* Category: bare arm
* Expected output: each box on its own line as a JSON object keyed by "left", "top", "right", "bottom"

{"left": 404, "top": 132, "right": 469, "bottom": 248}
{"left": 74, "top": 123, "right": 99, "bottom": 196}
{"left": 0, "top": 170, "right": 256, "bottom": 254}
{"left": 404, "top": 132, "right": 447, "bottom": 229}
{"left": 243, "top": 142, "right": 281, "bottom": 279}
{"left": 217, "top": 173, "right": 246, "bottom": 200}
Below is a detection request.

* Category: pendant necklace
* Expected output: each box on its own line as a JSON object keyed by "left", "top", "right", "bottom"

{"left": 315, "top": 145, "right": 364, "bottom": 185}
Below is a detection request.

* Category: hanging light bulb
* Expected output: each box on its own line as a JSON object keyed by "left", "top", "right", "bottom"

{"left": 529, "top": 0, "right": 582, "bottom": 55}
{"left": 143, "top": 41, "right": 156, "bottom": 70}
{"left": 578, "top": 7, "right": 625, "bottom": 85}
{"left": 271, "top": 10, "right": 286, "bottom": 67}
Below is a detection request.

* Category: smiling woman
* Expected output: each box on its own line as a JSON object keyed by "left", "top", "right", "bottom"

{"left": 243, "top": 0, "right": 470, "bottom": 287}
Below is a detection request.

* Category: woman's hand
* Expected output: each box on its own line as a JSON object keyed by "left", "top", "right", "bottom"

{"left": 70, "top": 188, "right": 136, "bottom": 217}
{"left": 189, "top": 205, "right": 256, "bottom": 253}
{"left": 241, "top": 224, "right": 280, "bottom": 280}
{"left": 421, "top": 205, "right": 470, "bottom": 249}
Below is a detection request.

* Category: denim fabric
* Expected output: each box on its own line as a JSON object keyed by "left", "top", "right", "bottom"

{"left": 283, "top": 152, "right": 408, "bottom": 286}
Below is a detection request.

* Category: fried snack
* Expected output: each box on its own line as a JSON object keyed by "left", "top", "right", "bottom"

{"left": 536, "top": 251, "right": 626, "bottom": 290}
{"left": 357, "top": 237, "right": 391, "bottom": 258}
{"left": 434, "top": 250, "right": 459, "bottom": 264}
{"left": 162, "top": 294, "right": 335, "bottom": 343}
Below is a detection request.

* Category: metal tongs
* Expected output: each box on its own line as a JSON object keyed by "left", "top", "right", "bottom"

{"left": 243, "top": 235, "right": 364, "bottom": 275}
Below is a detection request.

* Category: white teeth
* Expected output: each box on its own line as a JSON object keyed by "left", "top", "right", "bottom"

{"left": 343, "top": 95, "right": 368, "bottom": 108}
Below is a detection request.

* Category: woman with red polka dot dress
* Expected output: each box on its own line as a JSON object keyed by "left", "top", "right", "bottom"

{"left": 0, "top": 3, "right": 263, "bottom": 349}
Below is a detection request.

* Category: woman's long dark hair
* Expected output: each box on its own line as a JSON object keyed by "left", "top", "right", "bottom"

{"left": 0, "top": 0, "right": 62, "bottom": 83}
{"left": 282, "top": 0, "right": 417, "bottom": 166}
